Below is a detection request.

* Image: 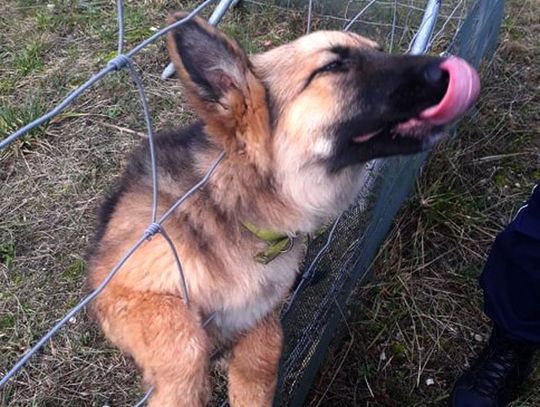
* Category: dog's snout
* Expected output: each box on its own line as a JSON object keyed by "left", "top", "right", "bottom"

{"left": 423, "top": 61, "right": 448, "bottom": 87}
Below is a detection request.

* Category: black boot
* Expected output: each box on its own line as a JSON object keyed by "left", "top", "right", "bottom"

{"left": 450, "top": 327, "right": 537, "bottom": 407}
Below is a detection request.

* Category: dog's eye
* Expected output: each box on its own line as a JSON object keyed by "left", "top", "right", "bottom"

{"left": 320, "top": 60, "right": 345, "bottom": 73}
{"left": 303, "top": 59, "right": 348, "bottom": 91}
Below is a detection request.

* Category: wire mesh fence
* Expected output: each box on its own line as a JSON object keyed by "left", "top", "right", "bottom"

{"left": 0, "top": 0, "right": 504, "bottom": 405}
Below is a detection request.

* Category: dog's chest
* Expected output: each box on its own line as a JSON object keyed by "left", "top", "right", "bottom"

{"left": 209, "top": 242, "right": 304, "bottom": 339}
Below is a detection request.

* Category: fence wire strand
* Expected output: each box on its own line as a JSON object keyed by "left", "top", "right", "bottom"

{"left": 343, "top": 0, "right": 379, "bottom": 30}
{"left": 116, "top": 0, "right": 125, "bottom": 54}
{"left": 122, "top": 59, "right": 159, "bottom": 222}
{"left": 306, "top": 0, "right": 314, "bottom": 33}
{"left": 0, "top": 0, "right": 216, "bottom": 150}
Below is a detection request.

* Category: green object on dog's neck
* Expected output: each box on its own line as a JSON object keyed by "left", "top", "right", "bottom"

{"left": 243, "top": 222, "right": 294, "bottom": 264}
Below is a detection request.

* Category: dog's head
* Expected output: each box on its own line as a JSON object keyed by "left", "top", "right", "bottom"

{"left": 167, "top": 15, "right": 479, "bottom": 223}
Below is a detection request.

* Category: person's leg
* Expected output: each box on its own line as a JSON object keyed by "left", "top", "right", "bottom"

{"left": 481, "top": 183, "right": 540, "bottom": 344}
{"left": 451, "top": 184, "right": 540, "bottom": 406}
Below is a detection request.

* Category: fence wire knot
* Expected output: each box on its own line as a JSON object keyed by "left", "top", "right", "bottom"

{"left": 144, "top": 222, "right": 162, "bottom": 239}
{"left": 107, "top": 54, "right": 130, "bottom": 71}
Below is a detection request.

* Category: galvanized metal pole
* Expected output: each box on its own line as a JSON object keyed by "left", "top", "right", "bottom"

{"left": 409, "top": 0, "right": 441, "bottom": 54}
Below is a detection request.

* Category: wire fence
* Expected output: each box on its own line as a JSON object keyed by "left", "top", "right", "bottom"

{"left": 0, "top": 0, "right": 505, "bottom": 405}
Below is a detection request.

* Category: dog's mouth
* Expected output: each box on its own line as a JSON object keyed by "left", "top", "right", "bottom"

{"left": 353, "top": 57, "right": 480, "bottom": 146}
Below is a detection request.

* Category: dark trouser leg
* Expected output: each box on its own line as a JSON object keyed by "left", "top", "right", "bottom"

{"left": 480, "top": 184, "right": 540, "bottom": 346}
{"left": 451, "top": 184, "right": 540, "bottom": 406}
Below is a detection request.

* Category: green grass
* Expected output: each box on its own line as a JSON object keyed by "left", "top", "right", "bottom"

{"left": 0, "top": 243, "right": 16, "bottom": 267}
{"left": 13, "top": 40, "right": 47, "bottom": 76}
{"left": 0, "top": 96, "right": 50, "bottom": 147}
{"left": 123, "top": 8, "right": 154, "bottom": 43}
{"left": 0, "top": 97, "right": 48, "bottom": 142}
{"left": 221, "top": 4, "right": 303, "bottom": 54}
{"left": 61, "top": 258, "right": 85, "bottom": 280}
{"left": 0, "top": 313, "right": 15, "bottom": 330}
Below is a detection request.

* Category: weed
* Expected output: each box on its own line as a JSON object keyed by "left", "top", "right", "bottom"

{"left": 0, "top": 78, "right": 16, "bottom": 96}
{"left": 0, "top": 97, "right": 48, "bottom": 143}
{"left": 62, "top": 259, "right": 85, "bottom": 280}
{"left": 1, "top": 314, "right": 15, "bottom": 330}
{"left": 0, "top": 243, "right": 16, "bottom": 267}
{"left": 106, "top": 105, "right": 121, "bottom": 119}
{"left": 35, "top": 10, "right": 57, "bottom": 31}
{"left": 13, "top": 40, "right": 47, "bottom": 76}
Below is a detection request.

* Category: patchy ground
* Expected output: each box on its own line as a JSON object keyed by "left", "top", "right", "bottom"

{"left": 0, "top": 0, "right": 538, "bottom": 406}
{"left": 309, "top": 1, "right": 540, "bottom": 406}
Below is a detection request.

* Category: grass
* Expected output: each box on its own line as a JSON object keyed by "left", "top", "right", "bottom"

{"left": 0, "top": 0, "right": 538, "bottom": 406}
{"left": 13, "top": 39, "right": 47, "bottom": 76}
{"left": 0, "top": 97, "right": 49, "bottom": 144}
{"left": 0, "top": 243, "right": 16, "bottom": 268}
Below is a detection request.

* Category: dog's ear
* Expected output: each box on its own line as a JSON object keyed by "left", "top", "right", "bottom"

{"left": 167, "top": 13, "right": 271, "bottom": 163}
{"left": 167, "top": 14, "right": 246, "bottom": 106}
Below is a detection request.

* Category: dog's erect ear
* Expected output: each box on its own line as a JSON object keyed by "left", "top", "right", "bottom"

{"left": 167, "top": 14, "right": 246, "bottom": 104}
{"left": 167, "top": 13, "right": 270, "bottom": 163}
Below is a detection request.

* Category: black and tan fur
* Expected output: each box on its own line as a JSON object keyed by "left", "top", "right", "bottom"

{"left": 88, "top": 13, "right": 459, "bottom": 407}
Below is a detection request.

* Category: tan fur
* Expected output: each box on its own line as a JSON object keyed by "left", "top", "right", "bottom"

{"left": 88, "top": 15, "right": 384, "bottom": 406}
{"left": 228, "top": 314, "right": 283, "bottom": 407}
{"left": 252, "top": 31, "right": 377, "bottom": 113}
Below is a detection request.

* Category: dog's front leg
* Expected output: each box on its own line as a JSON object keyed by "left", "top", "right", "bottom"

{"left": 93, "top": 290, "right": 210, "bottom": 407}
{"left": 228, "top": 313, "right": 283, "bottom": 407}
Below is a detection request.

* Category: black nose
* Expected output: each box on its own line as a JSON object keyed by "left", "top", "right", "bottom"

{"left": 423, "top": 62, "right": 447, "bottom": 85}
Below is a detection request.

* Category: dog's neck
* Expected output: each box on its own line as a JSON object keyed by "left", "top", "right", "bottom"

{"left": 202, "top": 150, "right": 344, "bottom": 236}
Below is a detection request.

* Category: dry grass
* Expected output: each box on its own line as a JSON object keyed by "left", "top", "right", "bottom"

{"left": 309, "top": 1, "right": 540, "bottom": 406}
{"left": 0, "top": 0, "right": 538, "bottom": 406}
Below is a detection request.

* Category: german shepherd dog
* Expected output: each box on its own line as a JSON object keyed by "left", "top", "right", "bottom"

{"left": 87, "top": 13, "right": 480, "bottom": 407}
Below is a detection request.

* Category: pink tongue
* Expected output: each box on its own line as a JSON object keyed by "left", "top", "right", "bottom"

{"left": 420, "top": 57, "right": 480, "bottom": 126}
